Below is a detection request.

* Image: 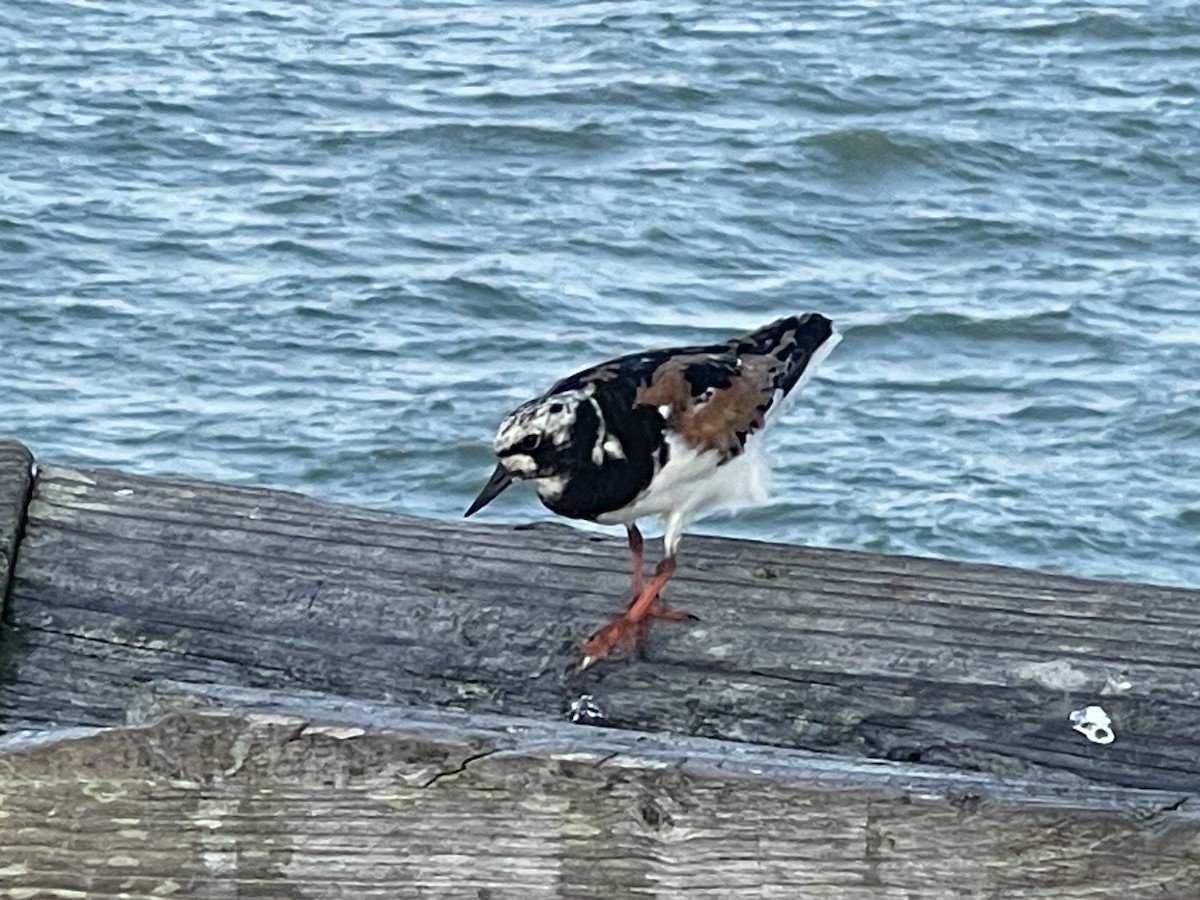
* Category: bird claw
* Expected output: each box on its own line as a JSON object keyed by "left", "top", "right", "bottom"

{"left": 576, "top": 603, "right": 697, "bottom": 671}
{"left": 576, "top": 612, "right": 646, "bottom": 672}
{"left": 646, "top": 602, "right": 697, "bottom": 622}
{"left": 577, "top": 556, "right": 688, "bottom": 671}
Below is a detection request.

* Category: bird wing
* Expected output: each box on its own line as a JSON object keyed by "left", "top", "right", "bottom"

{"left": 545, "top": 315, "right": 835, "bottom": 463}
{"left": 633, "top": 347, "right": 767, "bottom": 460}
{"left": 637, "top": 315, "right": 836, "bottom": 460}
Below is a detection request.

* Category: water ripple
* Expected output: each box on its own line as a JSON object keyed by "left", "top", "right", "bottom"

{"left": 2, "top": 0, "right": 1197, "bottom": 588}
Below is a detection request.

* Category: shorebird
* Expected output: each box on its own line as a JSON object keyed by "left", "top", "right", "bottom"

{"left": 466, "top": 314, "right": 841, "bottom": 669}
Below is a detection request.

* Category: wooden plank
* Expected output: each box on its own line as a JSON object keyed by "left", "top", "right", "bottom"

{"left": 2, "top": 463, "right": 1199, "bottom": 795}
{"left": 0, "top": 682, "right": 1196, "bottom": 899}
{"left": 0, "top": 437, "right": 33, "bottom": 624}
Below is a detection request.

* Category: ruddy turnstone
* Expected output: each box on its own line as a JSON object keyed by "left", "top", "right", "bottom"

{"left": 466, "top": 313, "right": 841, "bottom": 670}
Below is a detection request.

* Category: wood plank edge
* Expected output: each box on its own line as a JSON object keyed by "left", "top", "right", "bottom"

{"left": 0, "top": 438, "right": 35, "bottom": 646}
{"left": 2, "top": 679, "right": 1169, "bottom": 833}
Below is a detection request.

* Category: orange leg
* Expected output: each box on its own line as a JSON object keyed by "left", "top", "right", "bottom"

{"left": 578, "top": 556, "right": 679, "bottom": 671}
{"left": 626, "top": 524, "right": 685, "bottom": 620}
{"left": 626, "top": 524, "right": 644, "bottom": 600}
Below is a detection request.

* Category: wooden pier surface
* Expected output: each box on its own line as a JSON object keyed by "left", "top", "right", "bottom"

{"left": 1, "top": 436, "right": 1198, "bottom": 897}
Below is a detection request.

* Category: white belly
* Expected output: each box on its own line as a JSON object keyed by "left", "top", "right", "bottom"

{"left": 596, "top": 431, "right": 771, "bottom": 533}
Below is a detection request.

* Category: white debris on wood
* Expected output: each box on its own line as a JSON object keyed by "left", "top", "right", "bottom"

{"left": 1070, "top": 705, "right": 1115, "bottom": 745}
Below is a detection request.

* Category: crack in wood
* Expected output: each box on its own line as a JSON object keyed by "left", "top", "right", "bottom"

{"left": 421, "top": 748, "right": 499, "bottom": 789}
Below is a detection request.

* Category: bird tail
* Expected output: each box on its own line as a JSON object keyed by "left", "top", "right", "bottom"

{"left": 735, "top": 313, "right": 841, "bottom": 398}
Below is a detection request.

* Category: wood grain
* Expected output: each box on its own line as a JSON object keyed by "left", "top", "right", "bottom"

{"left": 2, "top": 462, "right": 1198, "bottom": 799}
{"left": 0, "top": 682, "right": 1196, "bottom": 899}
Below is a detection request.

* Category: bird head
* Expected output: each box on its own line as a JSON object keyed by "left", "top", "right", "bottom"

{"left": 464, "top": 391, "right": 584, "bottom": 516}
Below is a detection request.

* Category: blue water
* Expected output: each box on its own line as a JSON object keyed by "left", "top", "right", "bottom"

{"left": 2, "top": 1, "right": 1198, "bottom": 587}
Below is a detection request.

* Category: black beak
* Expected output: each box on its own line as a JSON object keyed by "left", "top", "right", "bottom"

{"left": 464, "top": 463, "right": 515, "bottom": 517}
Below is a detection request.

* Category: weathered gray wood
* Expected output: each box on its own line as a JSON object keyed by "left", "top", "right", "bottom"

{"left": 3, "top": 463, "right": 1199, "bottom": 798}
{"left": 0, "top": 438, "right": 33, "bottom": 613}
{"left": 0, "top": 682, "right": 1196, "bottom": 899}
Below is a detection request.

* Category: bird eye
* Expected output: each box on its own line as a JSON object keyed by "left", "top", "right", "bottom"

{"left": 519, "top": 434, "right": 540, "bottom": 452}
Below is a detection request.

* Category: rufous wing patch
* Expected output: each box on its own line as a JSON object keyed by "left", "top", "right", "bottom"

{"left": 634, "top": 350, "right": 782, "bottom": 460}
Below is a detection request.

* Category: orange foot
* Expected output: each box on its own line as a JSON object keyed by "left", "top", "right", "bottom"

{"left": 577, "top": 557, "right": 685, "bottom": 671}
